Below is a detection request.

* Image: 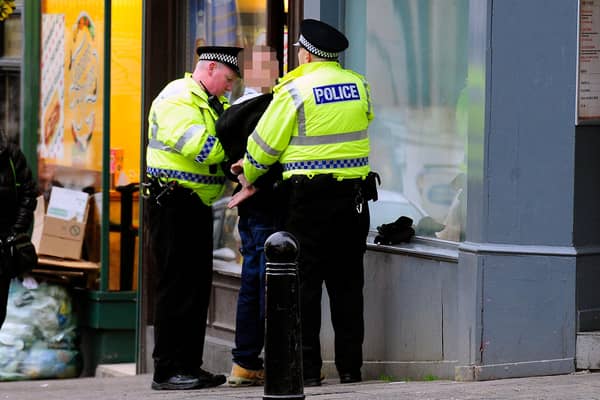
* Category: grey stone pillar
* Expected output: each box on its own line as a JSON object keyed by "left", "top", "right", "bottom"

{"left": 455, "top": 0, "right": 580, "bottom": 380}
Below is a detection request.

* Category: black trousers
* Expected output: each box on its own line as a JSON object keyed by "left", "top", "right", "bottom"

{"left": 284, "top": 175, "right": 369, "bottom": 378}
{"left": 148, "top": 187, "right": 214, "bottom": 381}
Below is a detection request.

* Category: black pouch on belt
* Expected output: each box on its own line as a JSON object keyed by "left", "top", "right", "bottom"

{"left": 362, "top": 171, "right": 381, "bottom": 201}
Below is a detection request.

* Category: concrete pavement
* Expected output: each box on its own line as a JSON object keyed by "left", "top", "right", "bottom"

{"left": 2, "top": 371, "right": 600, "bottom": 400}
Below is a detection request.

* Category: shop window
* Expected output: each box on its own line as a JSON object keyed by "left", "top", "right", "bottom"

{"left": 345, "top": 0, "right": 470, "bottom": 241}
{"left": 36, "top": 2, "right": 106, "bottom": 281}
{"left": 191, "top": 0, "right": 281, "bottom": 262}
{"left": 37, "top": 1, "right": 144, "bottom": 291}
{"left": 0, "top": 69, "right": 20, "bottom": 141}
{"left": 39, "top": 1, "right": 106, "bottom": 193}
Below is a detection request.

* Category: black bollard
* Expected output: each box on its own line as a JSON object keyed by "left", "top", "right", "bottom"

{"left": 263, "top": 231, "right": 304, "bottom": 400}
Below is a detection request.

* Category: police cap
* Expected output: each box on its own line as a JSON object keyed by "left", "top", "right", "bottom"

{"left": 293, "top": 19, "right": 349, "bottom": 60}
{"left": 196, "top": 46, "right": 243, "bottom": 76}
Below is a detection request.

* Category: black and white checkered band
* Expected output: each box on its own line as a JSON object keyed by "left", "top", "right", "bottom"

{"left": 198, "top": 52, "right": 239, "bottom": 67}
{"left": 298, "top": 35, "right": 339, "bottom": 59}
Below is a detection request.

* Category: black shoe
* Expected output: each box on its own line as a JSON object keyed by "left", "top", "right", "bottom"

{"left": 304, "top": 377, "right": 322, "bottom": 387}
{"left": 151, "top": 374, "right": 200, "bottom": 390}
{"left": 304, "top": 372, "right": 325, "bottom": 387}
{"left": 195, "top": 368, "right": 226, "bottom": 389}
{"left": 339, "top": 372, "right": 362, "bottom": 384}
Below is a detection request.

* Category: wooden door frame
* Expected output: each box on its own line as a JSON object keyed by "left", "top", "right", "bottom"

{"left": 138, "top": 0, "right": 187, "bottom": 373}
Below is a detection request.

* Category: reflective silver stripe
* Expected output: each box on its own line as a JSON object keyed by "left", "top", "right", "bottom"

{"left": 362, "top": 78, "right": 372, "bottom": 116}
{"left": 174, "top": 124, "right": 204, "bottom": 153}
{"left": 250, "top": 130, "right": 281, "bottom": 157}
{"left": 148, "top": 139, "right": 178, "bottom": 153}
{"left": 289, "top": 129, "right": 368, "bottom": 146}
{"left": 284, "top": 82, "right": 306, "bottom": 137}
{"left": 151, "top": 112, "right": 158, "bottom": 139}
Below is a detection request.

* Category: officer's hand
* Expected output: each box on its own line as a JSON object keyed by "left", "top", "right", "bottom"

{"left": 230, "top": 159, "right": 244, "bottom": 175}
{"left": 227, "top": 185, "right": 258, "bottom": 208}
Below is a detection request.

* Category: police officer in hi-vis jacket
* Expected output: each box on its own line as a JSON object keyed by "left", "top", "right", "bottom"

{"left": 231, "top": 19, "right": 375, "bottom": 386}
{"left": 145, "top": 46, "right": 242, "bottom": 391}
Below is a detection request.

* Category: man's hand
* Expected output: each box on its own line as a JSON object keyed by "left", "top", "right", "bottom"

{"left": 230, "top": 159, "right": 244, "bottom": 176}
{"left": 228, "top": 185, "right": 258, "bottom": 208}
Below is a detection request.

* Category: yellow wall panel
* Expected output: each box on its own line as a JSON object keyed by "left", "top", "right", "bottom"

{"left": 110, "top": 1, "right": 142, "bottom": 184}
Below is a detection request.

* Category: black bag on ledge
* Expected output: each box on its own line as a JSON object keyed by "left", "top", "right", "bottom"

{"left": 0, "top": 233, "right": 38, "bottom": 278}
{"left": 374, "top": 216, "right": 415, "bottom": 245}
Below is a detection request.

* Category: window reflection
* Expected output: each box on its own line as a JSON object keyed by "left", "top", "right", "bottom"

{"left": 346, "top": 0, "right": 470, "bottom": 241}
{"left": 0, "top": 71, "right": 20, "bottom": 143}
{"left": 192, "top": 0, "right": 274, "bottom": 262}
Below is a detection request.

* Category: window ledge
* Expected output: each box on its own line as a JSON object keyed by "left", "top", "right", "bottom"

{"left": 213, "top": 258, "right": 242, "bottom": 278}
{"left": 212, "top": 235, "right": 460, "bottom": 276}
{"left": 367, "top": 232, "right": 459, "bottom": 262}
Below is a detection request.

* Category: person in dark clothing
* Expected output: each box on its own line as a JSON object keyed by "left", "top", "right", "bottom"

{"left": 0, "top": 133, "right": 38, "bottom": 330}
{"left": 215, "top": 92, "right": 284, "bottom": 386}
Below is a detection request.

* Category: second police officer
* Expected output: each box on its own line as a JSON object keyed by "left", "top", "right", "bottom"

{"left": 232, "top": 19, "right": 376, "bottom": 386}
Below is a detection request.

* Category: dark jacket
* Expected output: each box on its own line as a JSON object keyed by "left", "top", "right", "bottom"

{"left": 216, "top": 93, "right": 283, "bottom": 218}
{"left": 0, "top": 136, "right": 38, "bottom": 238}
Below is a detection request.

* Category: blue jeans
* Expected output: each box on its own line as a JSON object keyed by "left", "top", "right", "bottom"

{"left": 232, "top": 214, "right": 279, "bottom": 370}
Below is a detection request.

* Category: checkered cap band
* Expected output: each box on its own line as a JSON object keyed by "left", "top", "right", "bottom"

{"left": 199, "top": 52, "right": 239, "bottom": 67}
{"left": 282, "top": 157, "right": 369, "bottom": 171}
{"left": 298, "top": 35, "right": 339, "bottom": 59}
{"left": 147, "top": 167, "right": 226, "bottom": 185}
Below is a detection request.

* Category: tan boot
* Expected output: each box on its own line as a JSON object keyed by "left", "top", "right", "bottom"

{"left": 227, "top": 363, "right": 265, "bottom": 387}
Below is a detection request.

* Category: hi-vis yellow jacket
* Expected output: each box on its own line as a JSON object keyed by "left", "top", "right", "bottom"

{"left": 243, "top": 61, "right": 374, "bottom": 184}
{"left": 146, "top": 73, "right": 228, "bottom": 206}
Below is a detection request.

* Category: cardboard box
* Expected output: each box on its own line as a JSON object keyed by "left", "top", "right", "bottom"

{"left": 32, "top": 188, "right": 90, "bottom": 260}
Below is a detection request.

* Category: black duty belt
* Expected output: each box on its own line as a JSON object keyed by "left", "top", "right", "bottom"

{"left": 287, "top": 174, "right": 363, "bottom": 198}
{"left": 143, "top": 176, "right": 195, "bottom": 206}
{"left": 287, "top": 171, "right": 380, "bottom": 206}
